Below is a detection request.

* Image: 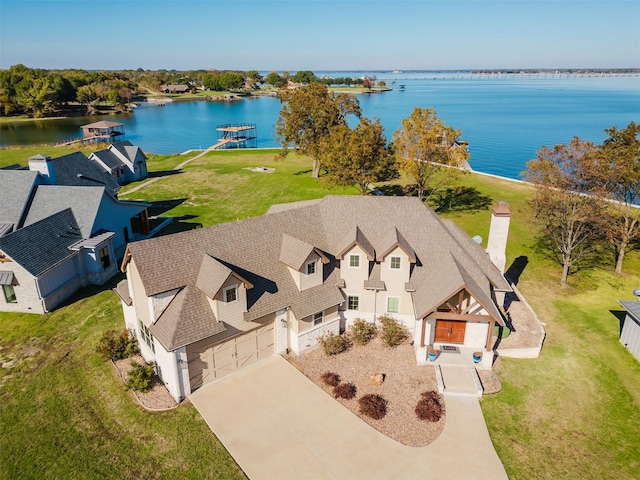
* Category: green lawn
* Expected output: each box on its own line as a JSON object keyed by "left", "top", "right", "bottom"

{"left": 1, "top": 147, "right": 639, "bottom": 479}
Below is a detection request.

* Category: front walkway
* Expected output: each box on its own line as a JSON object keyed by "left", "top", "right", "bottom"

{"left": 189, "top": 355, "right": 507, "bottom": 480}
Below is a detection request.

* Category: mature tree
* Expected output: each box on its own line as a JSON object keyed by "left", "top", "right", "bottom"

{"left": 525, "top": 137, "right": 604, "bottom": 286}
{"left": 17, "top": 77, "right": 56, "bottom": 117}
{"left": 292, "top": 70, "right": 318, "bottom": 84}
{"left": 392, "top": 107, "right": 469, "bottom": 201}
{"left": 276, "top": 82, "right": 361, "bottom": 177}
{"left": 596, "top": 121, "right": 640, "bottom": 274}
{"left": 266, "top": 71, "right": 285, "bottom": 87}
{"left": 361, "top": 77, "right": 374, "bottom": 91}
{"left": 320, "top": 118, "right": 395, "bottom": 195}
{"left": 77, "top": 84, "right": 97, "bottom": 113}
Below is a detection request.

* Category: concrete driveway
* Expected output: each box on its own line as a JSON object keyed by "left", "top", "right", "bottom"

{"left": 189, "top": 355, "right": 507, "bottom": 480}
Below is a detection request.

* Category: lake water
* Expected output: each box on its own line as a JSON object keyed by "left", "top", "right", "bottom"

{"left": 1, "top": 72, "right": 638, "bottom": 180}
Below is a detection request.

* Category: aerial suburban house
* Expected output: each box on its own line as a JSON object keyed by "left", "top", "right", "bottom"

{"left": 159, "top": 84, "right": 190, "bottom": 94}
{"left": 89, "top": 141, "right": 149, "bottom": 184}
{"left": 0, "top": 160, "right": 158, "bottom": 314}
{"left": 116, "top": 196, "right": 513, "bottom": 402}
{"left": 618, "top": 296, "right": 640, "bottom": 361}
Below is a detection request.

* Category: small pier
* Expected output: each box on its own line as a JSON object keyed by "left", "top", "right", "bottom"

{"left": 215, "top": 123, "right": 257, "bottom": 149}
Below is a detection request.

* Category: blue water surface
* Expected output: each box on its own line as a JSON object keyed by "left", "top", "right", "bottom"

{"left": 1, "top": 72, "right": 638, "bottom": 180}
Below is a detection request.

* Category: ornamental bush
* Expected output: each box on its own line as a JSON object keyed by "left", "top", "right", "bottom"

{"left": 318, "top": 332, "right": 352, "bottom": 356}
{"left": 415, "top": 391, "right": 444, "bottom": 422}
{"left": 126, "top": 361, "right": 156, "bottom": 393}
{"left": 358, "top": 394, "right": 387, "bottom": 420}
{"left": 349, "top": 318, "right": 378, "bottom": 345}
{"left": 321, "top": 371, "right": 341, "bottom": 387}
{"left": 333, "top": 382, "right": 357, "bottom": 400}
{"left": 97, "top": 329, "right": 139, "bottom": 360}
{"left": 378, "top": 315, "right": 409, "bottom": 347}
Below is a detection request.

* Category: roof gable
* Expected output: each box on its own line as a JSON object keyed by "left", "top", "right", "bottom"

{"left": 378, "top": 227, "right": 416, "bottom": 263}
{"left": 49, "top": 152, "right": 120, "bottom": 195}
{"left": 0, "top": 208, "right": 82, "bottom": 277}
{"left": 336, "top": 226, "right": 375, "bottom": 261}
{"left": 150, "top": 285, "right": 226, "bottom": 351}
{"left": 279, "top": 233, "right": 328, "bottom": 271}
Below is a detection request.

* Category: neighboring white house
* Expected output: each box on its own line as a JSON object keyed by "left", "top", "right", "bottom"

{"left": 619, "top": 298, "right": 640, "bottom": 361}
{"left": 116, "top": 196, "right": 513, "bottom": 402}
{"left": 0, "top": 168, "right": 156, "bottom": 314}
{"left": 89, "top": 141, "right": 149, "bottom": 184}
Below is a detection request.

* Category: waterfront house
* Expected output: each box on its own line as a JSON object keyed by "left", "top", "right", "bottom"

{"left": 0, "top": 168, "right": 153, "bottom": 314}
{"left": 116, "top": 196, "right": 513, "bottom": 402}
{"left": 89, "top": 141, "right": 149, "bottom": 184}
{"left": 159, "top": 84, "right": 190, "bottom": 94}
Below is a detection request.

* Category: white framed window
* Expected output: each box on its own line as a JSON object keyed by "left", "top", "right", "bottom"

{"left": 223, "top": 285, "right": 238, "bottom": 303}
{"left": 387, "top": 297, "right": 399, "bottom": 314}
{"left": 390, "top": 256, "right": 401, "bottom": 269}
{"left": 312, "top": 311, "right": 323, "bottom": 326}
{"left": 138, "top": 319, "right": 155, "bottom": 353}
{"left": 349, "top": 254, "right": 360, "bottom": 267}
{"left": 3, "top": 284, "right": 17, "bottom": 303}
{"left": 305, "top": 259, "right": 317, "bottom": 275}
{"left": 347, "top": 295, "right": 359, "bottom": 311}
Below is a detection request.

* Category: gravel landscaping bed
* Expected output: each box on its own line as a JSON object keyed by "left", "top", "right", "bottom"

{"left": 285, "top": 337, "right": 446, "bottom": 447}
{"left": 113, "top": 355, "right": 178, "bottom": 410}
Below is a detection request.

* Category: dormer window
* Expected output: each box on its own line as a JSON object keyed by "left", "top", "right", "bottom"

{"left": 223, "top": 285, "right": 238, "bottom": 303}
{"left": 305, "top": 260, "right": 316, "bottom": 275}
{"left": 349, "top": 254, "right": 360, "bottom": 267}
{"left": 390, "top": 256, "right": 401, "bottom": 269}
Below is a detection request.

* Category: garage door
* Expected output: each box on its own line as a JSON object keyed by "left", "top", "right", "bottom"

{"left": 187, "top": 322, "right": 274, "bottom": 391}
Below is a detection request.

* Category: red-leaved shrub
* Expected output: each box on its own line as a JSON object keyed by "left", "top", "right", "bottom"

{"left": 358, "top": 394, "right": 387, "bottom": 419}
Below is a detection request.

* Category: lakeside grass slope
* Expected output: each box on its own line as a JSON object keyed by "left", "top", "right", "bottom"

{"left": 1, "top": 148, "right": 639, "bottom": 479}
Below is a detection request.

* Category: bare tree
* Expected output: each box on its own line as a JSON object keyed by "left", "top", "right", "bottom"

{"left": 525, "top": 137, "right": 604, "bottom": 286}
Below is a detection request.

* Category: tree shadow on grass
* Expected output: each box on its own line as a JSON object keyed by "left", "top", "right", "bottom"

{"left": 430, "top": 186, "right": 493, "bottom": 213}
{"left": 376, "top": 184, "right": 409, "bottom": 196}
{"left": 294, "top": 169, "right": 313, "bottom": 176}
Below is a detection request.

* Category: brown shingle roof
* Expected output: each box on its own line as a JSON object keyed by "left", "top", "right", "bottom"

{"left": 335, "top": 226, "right": 375, "bottom": 261}
{"left": 150, "top": 285, "right": 225, "bottom": 350}
{"left": 128, "top": 195, "right": 511, "bottom": 349}
{"left": 279, "top": 233, "right": 316, "bottom": 271}
{"left": 377, "top": 227, "right": 417, "bottom": 263}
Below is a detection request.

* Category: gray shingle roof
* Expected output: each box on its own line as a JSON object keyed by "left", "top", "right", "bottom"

{"left": 91, "top": 149, "right": 124, "bottom": 171}
{"left": 23, "top": 185, "right": 104, "bottom": 239}
{"left": 112, "top": 141, "right": 146, "bottom": 162}
{"left": 0, "top": 170, "right": 40, "bottom": 230}
{"left": 0, "top": 209, "right": 82, "bottom": 277}
{"left": 49, "top": 152, "right": 120, "bottom": 195}
{"left": 128, "top": 195, "right": 511, "bottom": 348}
{"left": 619, "top": 300, "right": 640, "bottom": 324}
{"left": 377, "top": 227, "right": 416, "bottom": 263}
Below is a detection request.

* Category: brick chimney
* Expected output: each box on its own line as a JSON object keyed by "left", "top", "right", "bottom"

{"left": 487, "top": 201, "right": 510, "bottom": 273}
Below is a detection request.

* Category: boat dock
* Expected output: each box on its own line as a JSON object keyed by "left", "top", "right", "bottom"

{"left": 215, "top": 123, "right": 257, "bottom": 149}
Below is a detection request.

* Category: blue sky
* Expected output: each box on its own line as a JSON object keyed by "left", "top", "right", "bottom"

{"left": 1, "top": 0, "right": 639, "bottom": 71}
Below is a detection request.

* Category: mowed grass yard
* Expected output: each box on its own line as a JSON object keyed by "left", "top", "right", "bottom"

{"left": 1, "top": 147, "right": 639, "bottom": 479}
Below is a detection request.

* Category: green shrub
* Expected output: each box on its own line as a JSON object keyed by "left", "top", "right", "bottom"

{"left": 349, "top": 318, "right": 378, "bottom": 345}
{"left": 126, "top": 361, "right": 156, "bottom": 393}
{"left": 321, "top": 371, "right": 341, "bottom": 387}
{"left": 358, "top": 394, "right": 387, "bottom": 419}
{"left": 378, "top": 315, "right": 409, "bottom": 347}
{"left": 318, "top": 332, "right": 352, "bottom": 356}
{"left": 415, "top": 391, "right": 444, "bottom": 422}
{"left": 333, "top": 382, "right": 357, "bottom": 400}
{"left": 96, "top": 329, "right": 139, "bottom": 360}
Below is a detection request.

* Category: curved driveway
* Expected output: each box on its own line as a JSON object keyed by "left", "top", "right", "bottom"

{"left": 189, "top": 355, "right": 507, "bottom": 480}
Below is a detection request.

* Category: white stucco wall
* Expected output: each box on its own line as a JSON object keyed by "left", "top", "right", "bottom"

{"left": 153, "top": 341, "right": 183, "bottom": 402}
{"left": 291, "top": 318, "right": 340, "bottom": 355}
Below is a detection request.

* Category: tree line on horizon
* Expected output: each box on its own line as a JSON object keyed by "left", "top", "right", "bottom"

{"left": 0, "top": 64, "right": 365, "bottom": 118}
{"left": 275, "top": 83, "right": 639, "bottom": 283}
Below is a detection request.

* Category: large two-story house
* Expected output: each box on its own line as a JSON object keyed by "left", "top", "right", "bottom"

{"left": 117, "top": 196, "right": 512, "bottom": 402}
{"left": 0, "top": 152, "right": 157, "bottom": 314}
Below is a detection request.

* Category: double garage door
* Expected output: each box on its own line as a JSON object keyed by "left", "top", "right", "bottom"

{"left": 187, "top": 322, "right": 274, "bottom": 391}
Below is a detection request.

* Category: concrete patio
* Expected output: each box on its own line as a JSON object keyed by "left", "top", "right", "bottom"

{"left": 190, "top": 355, "right": 507, "bottom": 480}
